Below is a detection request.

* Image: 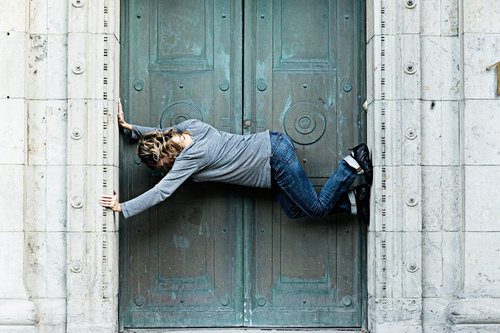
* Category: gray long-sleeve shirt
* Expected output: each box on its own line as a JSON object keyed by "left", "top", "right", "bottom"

{"left": 120, "top": 119, "right": 272, "bottom": 218}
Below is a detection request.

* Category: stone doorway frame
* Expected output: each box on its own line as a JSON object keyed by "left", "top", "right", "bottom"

{"left": 63, "top": 0, "right": 425, "bottom": 332}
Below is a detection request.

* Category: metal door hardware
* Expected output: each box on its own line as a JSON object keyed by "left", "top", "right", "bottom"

{"left": 486, "top": 61, "right": 500, "bottom": 96}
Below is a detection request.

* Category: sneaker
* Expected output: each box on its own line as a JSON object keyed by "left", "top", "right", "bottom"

{"left": 354, "top": 184, "right": 370, "bottom": 225}
{"left": 350, "top": 143, "right": 373, "bottom": 186}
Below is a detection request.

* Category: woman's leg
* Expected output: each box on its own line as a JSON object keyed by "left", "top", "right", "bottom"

{"left": 269, "top": 132, "right": 358, "bottom": 219}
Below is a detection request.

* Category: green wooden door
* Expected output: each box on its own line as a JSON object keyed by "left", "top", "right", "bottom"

{"left": 120, "top": 0, "right": 365, "bottom": 329}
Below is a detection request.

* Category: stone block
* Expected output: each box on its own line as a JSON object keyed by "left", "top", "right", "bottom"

{"left": 46, "top": 34, "right": 68, "bottom": 100}
{"left": 67, "top": 33, "right": 101, "bottom": 100}
{"left": 27, "top": 34, "right": 68, "bottom": 100}
{"left": 464, "top": 0, "right": 500, "bottom": 34}
{"left": 422, "top": 232, "right": 460, "bottom": 297}
{"left": 25, "top": 166, "right": 47, "bottom": 231}
{"left": 423, "top": 298, "right": 452, "bottom": 324}
{"left": 67, "top": 165, "right": 118, "bottom": 233}
{"left": 28, "top": 0, "right": 47, "bottom": 34}
{"left": 68, "top": 0, "right": 119, "bottom": 36}
{"left": 379, "top": 0, "right": 420, "bottom": 35}
{"left": 464, "top": 100, "right": 500, "bottom": 165}
{"left": 369, "top": 297, "right": 422, "bottom": 326}
{"left": 421, "top": 0, "right": 459, "bottom": 36}
{"left": 464, "top": 34, "right": 500, "bottom": 99}
{"left": 0, "top": 166, "right": 24, "bottom": 232}
{"left": 32, "top": 298, "right": 66, "bottom": 325}
{"left": 46, "top": 166, "right": 67, "bottom": 232}
{"left": 0, "top": 99, "right": 24, "bottom": 165}
{"left": 25, "top": 232, "right": 66, "bottom": 298}
{"left": 465, "top": 166, "right": 500, "bottom": 231}
{"left": 67, "top": 232, "right": 118, "bottom": 298}
{"left": 464, "top": 233, "right": 500, "bottom": 296}
{"left": 36, "top": 324, "right": 66, "bottom": 333}
{"left": 0, "top": 233, "right": 27, "bottom": 298}
{"left": 0, "top": 300, "right": 36, "bottom": 327}
{"left": 421, "top": 36, "right": 461, "bottom": 101}
{"left": 422, "top": 167, "right": 461, "bottom": 231}
{"left": 66, "top": 298, "right": 117, "bottom": 332}
{"left": 48, "top": 0, "right": 69, "bottom": 34}
{"left": 27, "top": 100, "right": 47, "bottom": 165}
{"left": 0, "top": 0, "right": 25, "bottom": 32}
{"left": 421, "top": 101, "right": 460, "bottom": 166}
{"left": 46, "top": 100, "right": 68, "bottom": 166}
{"left": 0, "top": 32, "right": 25, "bottom": 99}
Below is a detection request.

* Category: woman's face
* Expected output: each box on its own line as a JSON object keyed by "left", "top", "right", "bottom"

{"left": 156, "top": 155, "right": 173, "bottom": 169}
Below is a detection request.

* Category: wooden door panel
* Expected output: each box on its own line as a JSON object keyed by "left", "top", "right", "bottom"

{"left": 247, "top": 0, "right": 364, "bottom": 327}
{"left": 121, "top": 0, "right": 243, "bottom": 328}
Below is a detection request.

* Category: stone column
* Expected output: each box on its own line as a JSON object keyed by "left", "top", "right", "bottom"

{"left": 366, "top": 0, "right": 423, "bottom": 331}
{"left": 65, "top": 0, "right": 120, "bottom": 332}
{"left": 446, "top": 1, "right": 500, "bottom": 332}
{"left": 22, "top": 0, "right": 70, "bottom": 332}
{"left": 0, "top": 1, "right": 36, "bottom": 332}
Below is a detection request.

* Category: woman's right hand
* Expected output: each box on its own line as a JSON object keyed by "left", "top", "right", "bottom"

{"left": 117, "top": 98, "right": 132, "bottom": 131}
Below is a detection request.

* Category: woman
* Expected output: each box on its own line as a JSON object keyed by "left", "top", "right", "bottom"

{"left": 100, "top": 100, "right": 372, "bottom": 224}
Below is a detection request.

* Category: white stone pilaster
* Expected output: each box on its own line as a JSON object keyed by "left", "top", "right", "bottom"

{"left": 66, "top": 0, "right": 120, "bottom": 332}
{"left": 367, "top": 0, "right": 423, "bottom": 331}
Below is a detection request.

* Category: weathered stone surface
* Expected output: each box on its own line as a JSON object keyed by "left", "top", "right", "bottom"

{"left": 32, "top": 298, "right": 66, "bottom": 325}
{"left": 421, "top": 101, "right": 460, "bottom": 166}
{"left": 46, "top": 100, "right": 68, "bottom": 165}
{"left": 27, "top": 34, "right": 68, "bottom": 100}
{"left": 0, "top": 233, "right": 30, "bottom": 298}
{"left": 0, "top": 98, "right": 25, "bottom": 164}
{"left": 421, "top": 0, "right": 459, "bottom": 36}
{"left": 422, "top": 167, "right": 461, "bottom": 231}
{"left": 447, "top": 299, "right": 500, "bottom": 324}
{"left": 464, "top": 34, "right": 500, "bottom": 99}
{"left": 0, "top": 166, "right": 24, "bottom": 232}
{"left": 464, "top": 100, "right": 500, "bottom": 166}
{"left": 464, "top": 166, "right": 500, "bottom": 231}
{"left": 464, "top": 0, "right": 500, "bottom": 34}
{"left": 0, "top": 0, "right": 25, "bottom": 32}
{"left": 25, "top": 232, "right": 66, "bottom": 298}
{"left": 421, "top": 36, "right": 461, "bottom": 101}
{"left": 0, "top": 300, "right": 36, "bottom": 326}
{"left": 422, "top": 232, "right": 460, "bottom": 297}
{"left": 464, "top": 233, "right": 500, "bottom": 296}
{"left": 28, "top": 0, "right": 68, "bottom": 34}
{"left": 66, "top": 297, "right": 118, "bottom": 332}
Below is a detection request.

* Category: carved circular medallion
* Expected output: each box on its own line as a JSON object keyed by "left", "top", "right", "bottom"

{"left": 283, "top": 102, "right": 326, "bottom": 145}
{"left": 160, "top": 102, "right": 203, "bottom": 129}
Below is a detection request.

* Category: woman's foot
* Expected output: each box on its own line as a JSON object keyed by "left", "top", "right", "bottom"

{"left": 350, "top": 143, "right": 373, "bottom": 186}
{"left": 354, "top": 184, "right": 370, "bottom": 225}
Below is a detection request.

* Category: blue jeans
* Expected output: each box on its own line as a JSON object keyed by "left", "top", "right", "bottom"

{"left": 269, "top": 131, "right": 357, "bottom": 219}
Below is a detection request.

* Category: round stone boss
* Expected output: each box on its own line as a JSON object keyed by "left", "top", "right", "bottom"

{"left": 160, "top": 101, "right": 203, "bottom": 129}
{"left": 283, "top": 102, "right": 326, "bottom": 145}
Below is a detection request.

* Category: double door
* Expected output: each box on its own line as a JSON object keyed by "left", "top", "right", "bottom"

{"left": 120, "top": 0, "right": 365, "bottom": 329}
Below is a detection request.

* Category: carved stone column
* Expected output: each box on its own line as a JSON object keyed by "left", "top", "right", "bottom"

{"left": 66, "top": 0, "right": 120, "bottom": 331}
{"left": 366, "top": 0, "right": 423, "bottom": 331}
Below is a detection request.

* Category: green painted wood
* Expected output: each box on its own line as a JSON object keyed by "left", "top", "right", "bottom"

{"left": 243, "top": 0, "right": 366, "bottom": 327}
{"left": 120, "top": 0, "right": 244, "bottom": 328}
{"left": 120, "top": 0, "right": 365, "bottom": 329}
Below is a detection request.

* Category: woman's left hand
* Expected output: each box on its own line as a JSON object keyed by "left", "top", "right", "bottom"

{"left": 99, "top": 190, "right": 122, "bottom": 212}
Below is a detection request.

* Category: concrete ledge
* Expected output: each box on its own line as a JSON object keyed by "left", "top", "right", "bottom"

{"left": 447, "top": 299, "right": 500, "bottom": 325}
{"left": 0, "top": 299, "right": 36, "bottom": 325}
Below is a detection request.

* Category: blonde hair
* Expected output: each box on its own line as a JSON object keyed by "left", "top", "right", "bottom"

{"left": 137, "top": 129, "right": 190, "bottom": 169}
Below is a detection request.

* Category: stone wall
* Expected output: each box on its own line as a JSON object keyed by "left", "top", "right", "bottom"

{"left": 0, "top": 0, "right": 499, "bottom": 332}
